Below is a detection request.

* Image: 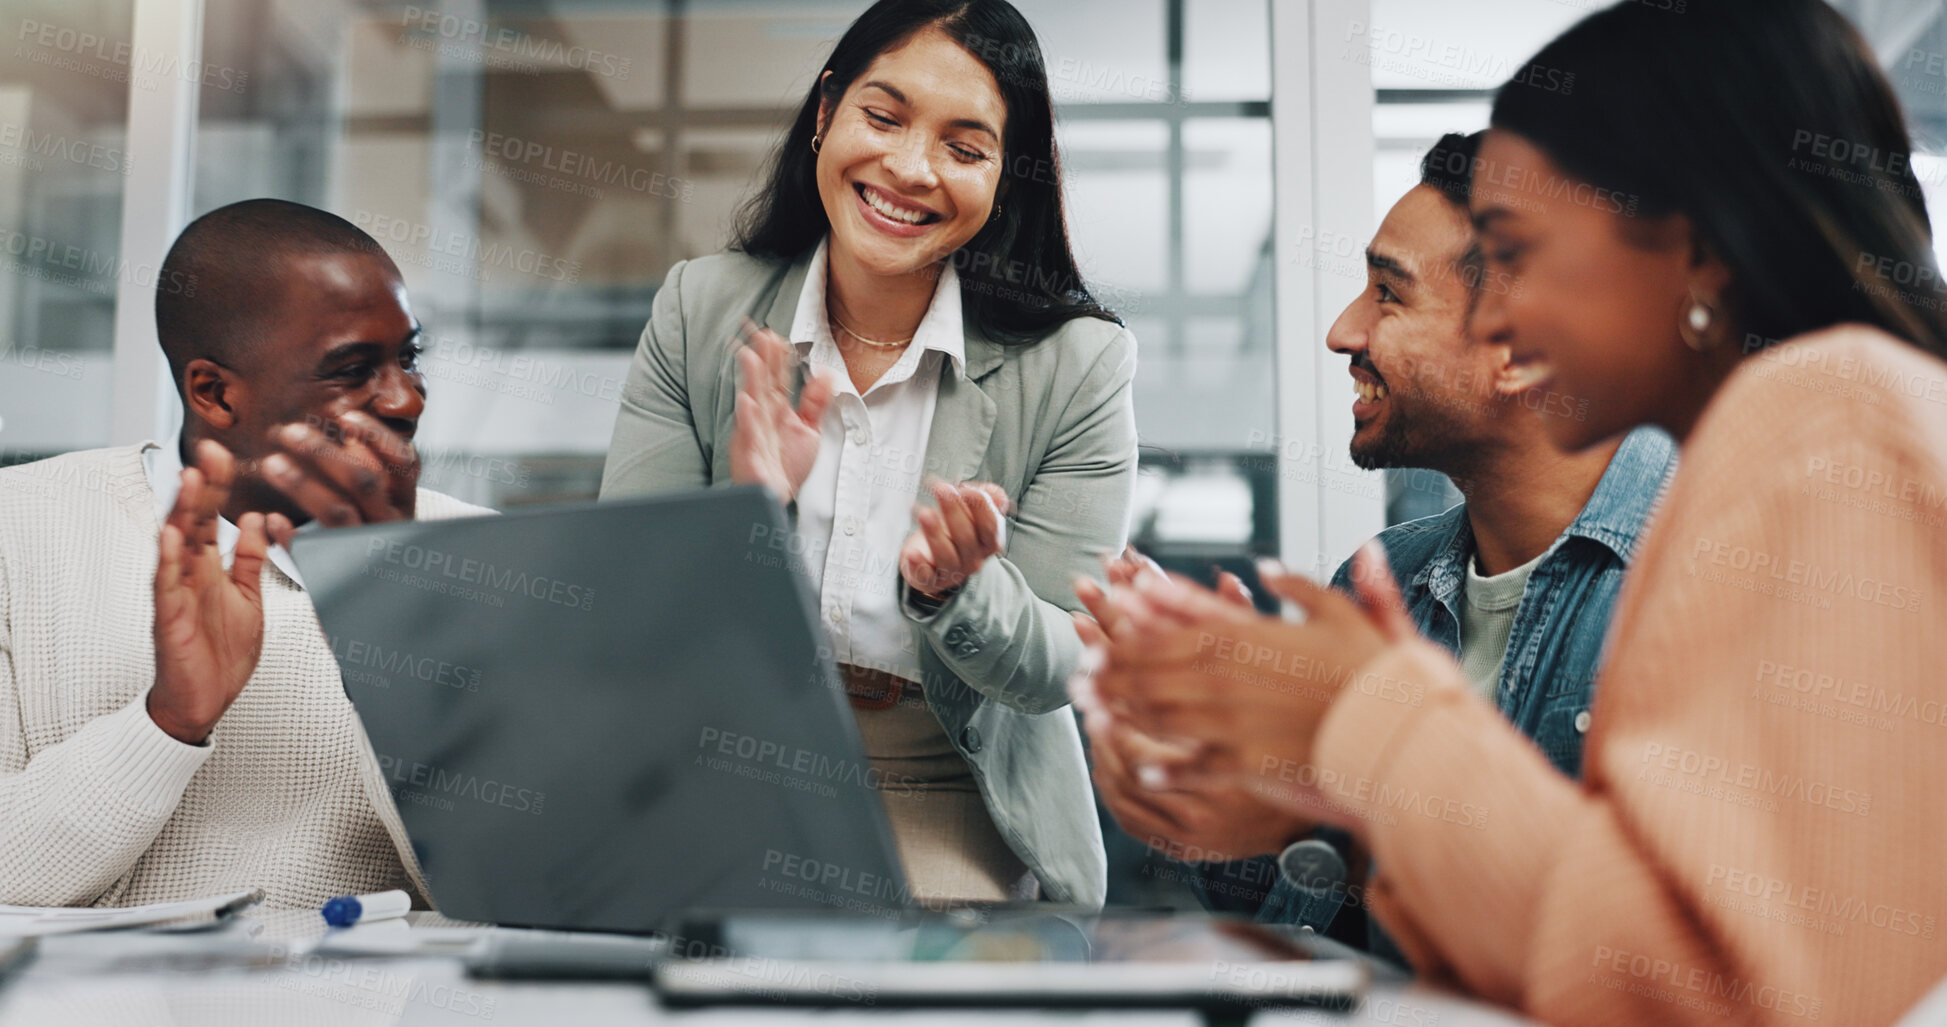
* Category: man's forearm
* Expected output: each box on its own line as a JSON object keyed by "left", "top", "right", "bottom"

{"left": 0, "top": 693, "right": 210, "bottom": 905}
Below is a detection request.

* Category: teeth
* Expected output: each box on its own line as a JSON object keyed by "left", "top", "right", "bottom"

{"left": 863, "top": 187, "right": 930, "bottom": 225}
{"left": 1354, "top": 380, "right": 1388, "bottom": 404}
{"left": 1506, "top": 361, "right": 1552, "bottom": 391}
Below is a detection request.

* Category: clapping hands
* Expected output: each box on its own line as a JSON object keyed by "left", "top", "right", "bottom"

{"left": 900, "top": 480, "right": 1011, "bottom": 601}
{"left": 1070, "top": 543, "right": 1416, "bottom": 839}
{"left": 728, "top": 319, "right": 836, "bottom": 504}
{"left": 258, "top": 410, "right": 419, "bottom": 548}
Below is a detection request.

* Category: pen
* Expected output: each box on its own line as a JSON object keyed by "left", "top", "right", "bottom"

{"left": 320, "top": 889, "right": 411, "bottom": 928}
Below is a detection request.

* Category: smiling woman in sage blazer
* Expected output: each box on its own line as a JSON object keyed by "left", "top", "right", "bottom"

{"left": 597, "top": 0, "right": 1136, "bottom": 909}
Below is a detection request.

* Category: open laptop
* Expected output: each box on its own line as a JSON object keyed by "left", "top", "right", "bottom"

{"left": 292, "top": 486, "right": 1367, "bottom": 1009}
{"left": 289, "top": 486, "right": 910, "bottom": 933}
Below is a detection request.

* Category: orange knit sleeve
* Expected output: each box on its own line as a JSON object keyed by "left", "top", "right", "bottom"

{"left": 1311, "top": 329, "right": 1947, "bottom": 1026}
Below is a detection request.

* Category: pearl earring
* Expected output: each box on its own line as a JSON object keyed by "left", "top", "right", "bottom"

{"left": 1680, "top": 292, "right": 1717, "bottom": 352}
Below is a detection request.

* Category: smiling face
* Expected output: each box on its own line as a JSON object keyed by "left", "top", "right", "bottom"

{"left": 241, "top": 251, "right": 425, "bottom": 444}
{"left": 1469, "top": 129, "right": 1733, "bottom": 449}
{"left": 185, "top": 249, "right": 427, "bottom": 522}
{"left": 1326, "top": 185, "right": 1507, "bottom": 473}
{"left": 814, "top": 26, "right": 1007, "bottom": 280}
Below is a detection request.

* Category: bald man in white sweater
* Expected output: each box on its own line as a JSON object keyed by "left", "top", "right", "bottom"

{"left": 0, "top": 200, "right": 487, "bottom": 909}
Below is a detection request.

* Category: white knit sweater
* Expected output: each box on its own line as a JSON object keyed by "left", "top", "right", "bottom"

{"left": 0, "top": 444, "right": 487, "bottom": 909}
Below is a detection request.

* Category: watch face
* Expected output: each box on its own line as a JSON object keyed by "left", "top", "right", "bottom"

{"left": 1278, "top": 839, "right": 1348, "bottom": 892}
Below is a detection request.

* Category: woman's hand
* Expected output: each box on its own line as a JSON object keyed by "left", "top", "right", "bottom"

{"left": 1100, "top": 545, "right": 1253, "bottom": 607}
{"left": 1076, "top": 553, "right": 1311, "bottom": 860}
{"left": 1072, "top": 543, "right": 1416, "bottom": 812}
{"left": 900, "top": 480, "right": 1010, "bottom": 600}
{"left": 729, "top": 319, "right": 835, "bottom": 504}
{"left": 1077, "top": 607, "right": 1317, "bottom": 862}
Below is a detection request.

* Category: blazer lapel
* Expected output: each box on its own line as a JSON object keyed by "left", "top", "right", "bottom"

{"left": 765, "top": 248, "right": 1002, "bottom": 486}
{"left": 760, "top": 253, "right": 813, "bottom": 334}
{"left": 921, "top": 320, "right": 1002, "bottom": 486}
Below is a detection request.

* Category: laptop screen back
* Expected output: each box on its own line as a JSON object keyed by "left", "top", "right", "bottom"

{"left": 291, "top": 486, "right": 909, "bottom": 932}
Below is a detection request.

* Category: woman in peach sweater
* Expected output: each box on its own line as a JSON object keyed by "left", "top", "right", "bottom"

{"left": 1078, "top": 2, "right": 1947, "bottom": 1024}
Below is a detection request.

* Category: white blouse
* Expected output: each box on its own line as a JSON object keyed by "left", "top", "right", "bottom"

{"left": 788, "top": 237, "right": 966, "bottom": 685}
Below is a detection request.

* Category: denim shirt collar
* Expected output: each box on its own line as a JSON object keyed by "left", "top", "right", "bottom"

{"left": 1418, "top": 427, "right": 1678, "bottom": 609}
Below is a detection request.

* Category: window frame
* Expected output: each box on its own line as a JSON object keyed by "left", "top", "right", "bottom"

{"left": 108, "top": 0, "right": 1383, "bottom": 575}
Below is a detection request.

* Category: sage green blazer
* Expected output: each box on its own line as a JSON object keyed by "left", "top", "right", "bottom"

{"left": 599, "top": 249, "right": 1138, "bottom": 908}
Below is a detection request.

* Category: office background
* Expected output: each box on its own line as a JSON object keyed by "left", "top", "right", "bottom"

{"left": 2, "top": 0, "right": 1944, "bottom": 903}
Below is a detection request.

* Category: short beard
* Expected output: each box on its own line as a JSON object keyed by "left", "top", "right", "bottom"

{"left": 1348, "top": 393, "right": 1479, "bottom": 473}
{"left": 1349, "top": 417, "right": 1418, "bottom": 471}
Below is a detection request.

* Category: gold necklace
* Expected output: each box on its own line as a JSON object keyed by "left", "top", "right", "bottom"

{"left": 828, "top": 311, "right": 914, "bottom": 349}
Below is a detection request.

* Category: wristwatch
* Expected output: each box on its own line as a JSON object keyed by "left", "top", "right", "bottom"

{"left": 1276, "top": 838, "right": 1348, "bottom": 893}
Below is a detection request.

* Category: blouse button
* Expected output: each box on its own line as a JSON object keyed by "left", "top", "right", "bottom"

{"left": 1574, "top": 710, "right": 1592, "bottom": 734}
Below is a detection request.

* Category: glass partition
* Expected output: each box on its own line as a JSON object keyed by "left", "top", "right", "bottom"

{"left": 193, "top": 0, "right": 1281, "bottom": 555}
{"left": 0, "top": 0, "right": 137, "bottom": 463}
{"left": 192, "top": 0, "right": 1279, "bottom": 907}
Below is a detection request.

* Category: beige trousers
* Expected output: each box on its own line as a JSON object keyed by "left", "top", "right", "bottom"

{"left": 849, "top": 682, "right": 1036, "bottom": 906}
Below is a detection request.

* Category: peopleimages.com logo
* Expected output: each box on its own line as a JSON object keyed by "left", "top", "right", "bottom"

{"left": 364, "top": 537, "right": 596, "bottom": 612}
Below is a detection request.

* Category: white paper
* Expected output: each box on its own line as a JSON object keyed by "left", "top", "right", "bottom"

{"left": 0, "top": 889, "right": 262, "bottom": 937}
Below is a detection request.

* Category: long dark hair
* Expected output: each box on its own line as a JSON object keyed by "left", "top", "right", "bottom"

{"left": 1492, "top": 0, "right": 1947, "bottom": 358}
{"left": 733, "top": 0, "right": 1118, "bottom": 345}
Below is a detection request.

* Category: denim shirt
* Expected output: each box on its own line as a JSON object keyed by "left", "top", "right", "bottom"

{"left": 1192, "top": 427, "right": 1678, "bottom": 960}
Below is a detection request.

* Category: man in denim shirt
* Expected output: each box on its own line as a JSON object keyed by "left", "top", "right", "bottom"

{"left": 1089, "top": 132, "right": 1678, "bottom": 965}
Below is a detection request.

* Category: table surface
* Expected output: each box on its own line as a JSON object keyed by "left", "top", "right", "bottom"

{"left": 0, "top": 911, "right": 1539, "bottom": 1027}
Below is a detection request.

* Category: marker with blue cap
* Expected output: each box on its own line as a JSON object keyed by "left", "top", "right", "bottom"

{"left": 320, "top": 889, "right": 411, "bottom": 927}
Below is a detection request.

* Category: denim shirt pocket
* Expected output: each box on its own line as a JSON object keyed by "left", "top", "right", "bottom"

{"left": 1516, "top": 560, "right": 1622, "bottom": 780}
{"left": 1533, "top": 687, "right": 1595, "bottom": 779}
